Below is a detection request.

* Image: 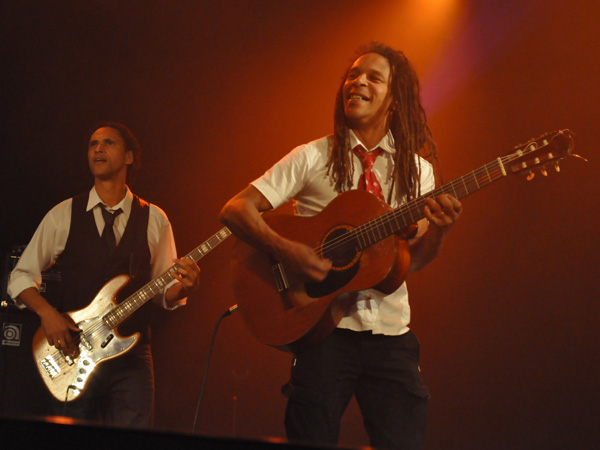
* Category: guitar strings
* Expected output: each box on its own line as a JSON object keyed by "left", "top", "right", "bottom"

{"left": 90, "top": 228, "right": 232, "bottom": 335}
{"left": 314, "top": 164, "right": 504, "bottom": 255}
{"left": 315, "top": 132, "right": 566, "bottom": 257}
{"left": 314, "top": 156, "right": 512, "bottom": 257}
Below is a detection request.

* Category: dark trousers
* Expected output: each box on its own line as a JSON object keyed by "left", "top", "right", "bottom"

{"left": 283, "top": 329, "right": 429, "bottom": 450}
{"left": 53, "top": 344, "right": 155, "bottom": 428}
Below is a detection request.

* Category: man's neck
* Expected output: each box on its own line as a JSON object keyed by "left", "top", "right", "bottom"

{"left": 352, "top": 127, "right": 388, "bottom": 150}
{"left": 350, "top": 115, "right": 391, "bottom": 150}
{"left": 94, "top": 178, "right": 127, "bottom": 207}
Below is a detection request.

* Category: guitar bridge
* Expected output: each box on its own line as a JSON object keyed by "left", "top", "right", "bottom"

{"left": 272, "top": 262, "right": 289, "bottom": 292}
{"left": 80, "top": 334, "right": 93, "bottom": 351}
{"left": 41, "top": 355, "right": 61, "bottom": 379}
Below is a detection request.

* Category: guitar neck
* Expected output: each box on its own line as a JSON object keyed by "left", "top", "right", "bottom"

{"left": 103, "top": 227, "right": 232, "bottom": 328}
{"left": 354, "top": 158, "right": 508, "bottom": 249}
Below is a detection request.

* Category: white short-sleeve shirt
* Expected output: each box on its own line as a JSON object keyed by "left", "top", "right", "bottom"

{"left": 252, "top": 131, "right": 435, "bottom": 335}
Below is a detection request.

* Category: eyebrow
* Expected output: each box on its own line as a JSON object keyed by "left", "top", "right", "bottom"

{"left": 89, "top": 138, "right": 115, "bottom": 145}
{"left": 349, "top": 67, "right": 387, "bottom": 78}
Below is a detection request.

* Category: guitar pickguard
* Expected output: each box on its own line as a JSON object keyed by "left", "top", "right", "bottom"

{"left": 33, "top": 285, "right": 140, "bottom": 402}
{"left": 305, "top": 262, "right": 360, "bottom": 298}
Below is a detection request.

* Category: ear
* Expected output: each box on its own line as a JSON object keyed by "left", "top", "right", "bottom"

{"left": 125, "top": 150, "right": 134, "bottom": 165}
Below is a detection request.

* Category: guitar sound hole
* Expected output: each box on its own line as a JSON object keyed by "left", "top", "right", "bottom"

{"left": 321, "top": 226, "right": 359, "bottom": 270}
{"left": 306, "top": 225, "right": 360, "bottom": 298}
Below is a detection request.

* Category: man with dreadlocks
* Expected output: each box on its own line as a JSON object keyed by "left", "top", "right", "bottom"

{"left": 220, "top": 42, "right": 462, "bottom": 449}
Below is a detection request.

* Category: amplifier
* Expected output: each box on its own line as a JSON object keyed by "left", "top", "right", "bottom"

{"left": 0, "top": 245, "right": 60, "bottom": 418}
{"left": 1, "top": 245, "right": 62, "bottom": 308}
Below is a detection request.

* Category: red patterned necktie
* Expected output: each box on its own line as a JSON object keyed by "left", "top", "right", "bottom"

{"left": 354, "top": 145, "right": 384, "bottom": 201}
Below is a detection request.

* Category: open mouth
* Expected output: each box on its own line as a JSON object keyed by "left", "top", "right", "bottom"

{"left": 349, "top": 94, "right": 369, "bottom": 102}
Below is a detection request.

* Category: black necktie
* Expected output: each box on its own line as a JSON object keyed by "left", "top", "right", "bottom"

{"left": 101, "top": 207, "right": 123, "bottom": 255}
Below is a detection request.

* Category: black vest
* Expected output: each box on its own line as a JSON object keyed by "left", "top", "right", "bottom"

{"left": 56, "top": 192, "right": 153, "bottom": 341}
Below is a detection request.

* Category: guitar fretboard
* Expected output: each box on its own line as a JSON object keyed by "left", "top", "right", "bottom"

{"left": 349, "top": 157, "right": 508, "bottom": 252}
{"left": 104, "top": 227, "right": 231, "bottom": 328}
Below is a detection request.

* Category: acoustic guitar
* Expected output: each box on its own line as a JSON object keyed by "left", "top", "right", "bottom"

{"left": 231, "top": 130, "right": 576, "bottom": 353}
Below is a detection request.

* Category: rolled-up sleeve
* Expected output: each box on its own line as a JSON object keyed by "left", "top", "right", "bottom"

{"left": 7, "top": 199, "right": 71, "bottom": 305}
{"left": 147, "top": 204, "right": 185, "bottom": 310}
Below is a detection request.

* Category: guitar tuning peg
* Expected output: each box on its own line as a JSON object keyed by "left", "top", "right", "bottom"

{"left": 540, "top": 166, "right": 548, "bottom": 176}
{"left": 554, "top": 162, "right": 561, "bottom": 173}
{"left": 572, "top": 154, "right": 589, "bottom": 163}
{"left": 526, "top": 171, "right": 535, "bottom": 181}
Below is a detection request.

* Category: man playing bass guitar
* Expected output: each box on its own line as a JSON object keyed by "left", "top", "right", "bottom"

{"left": 8, "top": 122, "right": 200, "bottom": 427}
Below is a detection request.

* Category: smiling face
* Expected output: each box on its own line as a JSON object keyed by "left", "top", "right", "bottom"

{"left": 87, "top": 127, "right": 133, "bottom": 182}
{"left": 342, "top": 52, "right": 394, "bottom": 132}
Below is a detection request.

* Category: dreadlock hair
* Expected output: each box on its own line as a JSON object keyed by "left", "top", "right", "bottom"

{"left": 326, "top": 42, "right": 437, "bottom": 204}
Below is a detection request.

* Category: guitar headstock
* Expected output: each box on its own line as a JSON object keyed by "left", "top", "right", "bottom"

{"left": 503, "top": 129, "right": 578, "bottom": 180}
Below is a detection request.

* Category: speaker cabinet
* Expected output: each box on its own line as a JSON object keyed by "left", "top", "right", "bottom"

{"left": 0, "top": 245, "right": 60, "bottom": 418}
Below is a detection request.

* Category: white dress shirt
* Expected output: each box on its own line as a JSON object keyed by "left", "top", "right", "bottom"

{"left": 8, "top": 186, "right": 185, "bottom": 310}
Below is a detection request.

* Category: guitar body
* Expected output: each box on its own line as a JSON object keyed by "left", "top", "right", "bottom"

{"left": 231, "top": 190, "right": 413, "bottom": 353}
{"left": 32, "top": 274, "right": 139, "bottom": 402}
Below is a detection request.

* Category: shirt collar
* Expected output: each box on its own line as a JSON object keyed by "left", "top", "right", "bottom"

{"left": 87, "top": 186, "right": 133, "bottom": 215}
{"left": 348, "top": 129, "right": 395, "bottom": 154}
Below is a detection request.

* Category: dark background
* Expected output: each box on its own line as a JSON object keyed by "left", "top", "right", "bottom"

{"left": 1, "top": 1, "right": 598, "bottom": 449}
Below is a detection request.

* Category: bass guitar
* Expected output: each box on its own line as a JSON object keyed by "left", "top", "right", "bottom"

{"left": 231, "top": 130, "right": 577, "bottom": 353}
{"left": 33, "top": 227, "right": 231, "bottom": 402}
